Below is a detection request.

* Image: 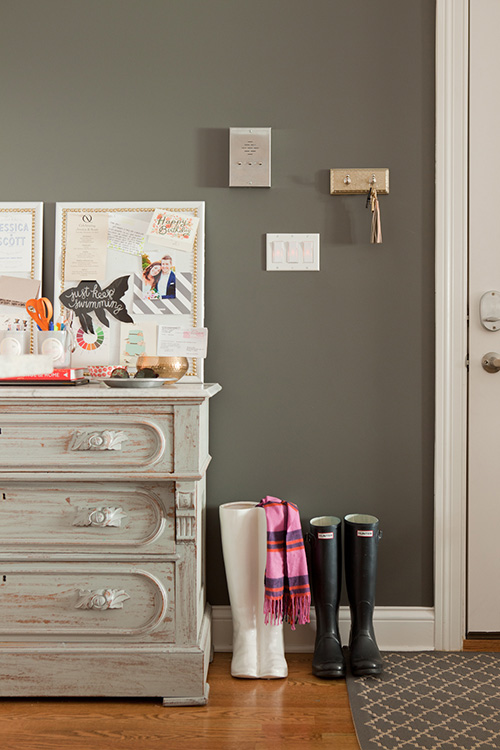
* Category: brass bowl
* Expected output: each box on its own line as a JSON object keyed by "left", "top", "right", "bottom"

{"left": 136, "top": 356, "right": 189, "bottom": 382}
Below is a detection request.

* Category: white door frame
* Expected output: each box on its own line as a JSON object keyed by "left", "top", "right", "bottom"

{"left": 434, "top": 0, "right": 468, "bottom": 650}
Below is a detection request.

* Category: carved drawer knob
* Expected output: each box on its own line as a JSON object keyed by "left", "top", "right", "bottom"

{"left": 90, "top": 510, "right": 107, "bottom": 525}
{"left": 90, "top": 593, "right": 108, "bottom": 609}
{"left": 73, "top": 506, "right": 127, "bottom": 528}
{"left": 75, "top": 588, "right": 130, "bottom": 610}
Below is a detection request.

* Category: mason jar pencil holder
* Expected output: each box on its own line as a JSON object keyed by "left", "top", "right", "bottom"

{"left": 37, "top": 330, "right": 71, "bottom": 368}
{"left": 0, "top": 330, "right": 30, "bottom": 356}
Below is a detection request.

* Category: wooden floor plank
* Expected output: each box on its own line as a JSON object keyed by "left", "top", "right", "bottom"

{"left": 0, "top": 653, "right": 358, "bottom": 750}
{"left": 463, "top": 639, "right": 500, "bottom": 651}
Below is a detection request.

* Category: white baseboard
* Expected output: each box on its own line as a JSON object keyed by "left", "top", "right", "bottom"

{"left": 212, "top": 606, "right": 435, "bottom": 652}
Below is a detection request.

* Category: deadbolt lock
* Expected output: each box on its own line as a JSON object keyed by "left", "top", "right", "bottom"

{"left": 480, "top": 291, "right": 500, "bottom": 330}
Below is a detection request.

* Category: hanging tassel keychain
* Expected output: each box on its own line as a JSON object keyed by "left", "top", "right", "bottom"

{"left": 368, "top": 185, "right": 383, "bottom": 244}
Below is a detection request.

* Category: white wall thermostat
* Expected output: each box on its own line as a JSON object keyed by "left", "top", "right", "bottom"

{"left": 229, "top": 127, "right": 271, "bottom": 187}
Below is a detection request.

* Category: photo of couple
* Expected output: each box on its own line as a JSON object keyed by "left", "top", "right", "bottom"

{"left": 142, "top": 254, "right": 176, "bottom": 300}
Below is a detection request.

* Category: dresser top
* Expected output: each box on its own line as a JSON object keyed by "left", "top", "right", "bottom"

{"left": 0, "top": 382, "right": 221, "bottom": 402}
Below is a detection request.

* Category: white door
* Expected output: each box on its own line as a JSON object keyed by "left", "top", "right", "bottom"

{"left": 468, "top": 0, "right": 500, "bottom": 634}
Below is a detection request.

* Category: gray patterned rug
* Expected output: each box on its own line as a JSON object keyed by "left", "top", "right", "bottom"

{"left": 346, "top": 651, "right": 500, "bottom": 749}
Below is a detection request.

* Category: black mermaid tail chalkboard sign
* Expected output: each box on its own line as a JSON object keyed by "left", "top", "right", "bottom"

{"left": 59, "top": 276, "right": 134, "bottom": 334}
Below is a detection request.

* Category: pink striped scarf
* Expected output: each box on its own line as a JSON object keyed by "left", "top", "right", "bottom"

{"left": 257, "top": 496, "right": 311, "bottom": 630}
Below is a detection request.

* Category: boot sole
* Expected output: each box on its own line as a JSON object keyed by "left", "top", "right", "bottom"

{"left": 312, "top": 667, "right": 346, "bottom": 680}
{"left": 351, "top": 666, "right": 382, "bottom": 677}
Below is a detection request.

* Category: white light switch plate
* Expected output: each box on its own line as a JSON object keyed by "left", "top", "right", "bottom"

{"left": 230, "top": 128, "right": 271, "bottom": 187}
{"left": 266, "top": 234, "right": 320, "bottom": 271}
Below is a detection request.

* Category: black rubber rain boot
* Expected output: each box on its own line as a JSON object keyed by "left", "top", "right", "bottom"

{"left": 344, "top": 514, "right": 383, "bottom": 676}
{"left": 307, "top": 516, "right": 345, "bottom": 679}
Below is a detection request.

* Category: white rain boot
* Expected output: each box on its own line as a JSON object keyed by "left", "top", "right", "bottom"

{"left": 219, "top": 501, "right": 288, "bottom": 678}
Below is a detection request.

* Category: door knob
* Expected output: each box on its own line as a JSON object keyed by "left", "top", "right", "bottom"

{"left": 481, "top": 352, "right": 500, "bottom": 373}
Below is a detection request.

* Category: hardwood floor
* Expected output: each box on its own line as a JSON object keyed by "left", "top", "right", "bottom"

{"left": 463, "top": 639, "right": 500, "bottom": 651}
{"left": 0, "top": 653, "right": 358, "bottom": 750}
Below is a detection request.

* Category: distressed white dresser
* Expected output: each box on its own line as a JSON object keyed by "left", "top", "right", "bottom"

{"left": 0, "top": 382, "right": 220, "bottom": 705}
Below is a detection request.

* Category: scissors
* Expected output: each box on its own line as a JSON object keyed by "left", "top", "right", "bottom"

{"left": 25, "top": 297, "right": 53, "bottom": 331}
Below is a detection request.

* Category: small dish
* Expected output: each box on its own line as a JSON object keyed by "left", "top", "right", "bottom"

{"left": 102, "top": 378, "right": 177, "bottom": 388}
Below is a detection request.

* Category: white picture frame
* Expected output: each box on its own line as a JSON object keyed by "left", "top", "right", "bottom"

{"left": 54, "top": 201, "right": 205, "bottom": 381}
{"left": 0, "top": 201, "right": 43, "bottom": 352}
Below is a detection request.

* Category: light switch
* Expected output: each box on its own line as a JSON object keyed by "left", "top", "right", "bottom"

{"left": 287, "top": 241, "right": 300, "bottom": 263}
{"left": 266, "top": 234, "right": 320, "bottom": 271}
{"left": 230, "top": 128, "right": 271, "bottom": 187}
{"left": 272, "top": 241, "right": 285, "bottom": 263}
{"left": 303, "top": 241, "right": 314, "bottom": 263}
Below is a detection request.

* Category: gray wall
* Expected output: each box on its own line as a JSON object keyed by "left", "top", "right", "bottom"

{"left": 1, "top": 0, "right": 436, "bottom": 607}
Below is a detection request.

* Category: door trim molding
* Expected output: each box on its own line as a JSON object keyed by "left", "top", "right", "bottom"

{"left": 434, "top": 0, "right": 469, "bottom": 650}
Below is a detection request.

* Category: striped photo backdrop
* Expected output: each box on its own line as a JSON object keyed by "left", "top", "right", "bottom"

{"left": 132, "top": 272, "right": 192, "bottom": 315}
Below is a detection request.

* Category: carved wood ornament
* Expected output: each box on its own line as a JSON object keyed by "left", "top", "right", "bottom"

{"left": 69, "top": 430, "right": 129, "bottom": 452}
{"left": 75, "top": 588, "right": 130, "bottom": 610}
{"left": 73, "top": 507, "right": 127, "bottom": 528}
{"left": 175, "top": 484, "right": 196, "bottom": 542}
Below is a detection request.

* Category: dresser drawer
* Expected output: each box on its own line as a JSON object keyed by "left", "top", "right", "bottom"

{"left": 0, "top": 415, "right": 173, "bottom": 473}
{"left": 0, "top": 563, "right": 174, "bottom": 642}
{"left": 0, "top": 482, "right": 175, "bottom": 555}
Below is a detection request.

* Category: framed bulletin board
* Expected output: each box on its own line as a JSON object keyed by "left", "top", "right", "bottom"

{"left": 0, "top": 202, "right": 43, "bottom": 352}
{"left": 54, "top": 202, "right": 205, "bottom": 381}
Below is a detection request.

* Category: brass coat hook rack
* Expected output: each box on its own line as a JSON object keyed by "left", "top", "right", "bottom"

{"left": 330, "top": 168, "right": 389, "bottom": 195}
{"left": 330, "top": 168, "right": 389, "bottom": 244}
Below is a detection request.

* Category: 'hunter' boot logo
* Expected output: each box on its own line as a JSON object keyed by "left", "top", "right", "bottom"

{"left": 357, "top": 530, "right": 374, "bottom": 537}
{"left": 318, "top": 532, "right": 334, "bottom": 539}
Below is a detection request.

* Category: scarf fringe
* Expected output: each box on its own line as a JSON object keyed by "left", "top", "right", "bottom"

{"left": 264, "top": 593, "right": 311, "bottom": 631}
